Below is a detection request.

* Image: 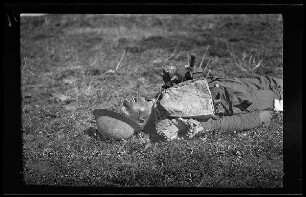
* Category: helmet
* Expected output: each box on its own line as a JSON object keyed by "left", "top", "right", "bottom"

{"left": 93, "top": 109, "right": 141, "bottom": 140}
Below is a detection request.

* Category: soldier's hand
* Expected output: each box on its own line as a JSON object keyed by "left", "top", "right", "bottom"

{"left": 259, "top": 111, "right": 272, "bottom": 125}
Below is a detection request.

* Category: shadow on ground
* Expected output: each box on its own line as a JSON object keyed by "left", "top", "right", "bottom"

{"left": 83, "top": 127, "right": 105, "bottom": 141}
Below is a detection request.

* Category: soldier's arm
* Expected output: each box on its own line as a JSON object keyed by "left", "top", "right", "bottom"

{"left": 197, "top": 111, "right": 272, "bottom": 134}
{"left": 208, "top": 111, "right": 271, "bottom": 132}
{"left": 151, "top": 111, "right": 272, "bottom": 141}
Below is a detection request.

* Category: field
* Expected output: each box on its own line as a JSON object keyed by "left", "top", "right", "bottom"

{"left": 21, "top": 14, "right": 283, "bottom": 188}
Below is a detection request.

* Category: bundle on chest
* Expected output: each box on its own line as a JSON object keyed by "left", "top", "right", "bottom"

{"left": 158, "top": 78, "right": 215, "bottom": 120}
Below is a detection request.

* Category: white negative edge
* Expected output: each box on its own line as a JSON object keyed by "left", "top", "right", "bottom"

{"left": 20, "top": 14, "right": 49, "bottom": 17}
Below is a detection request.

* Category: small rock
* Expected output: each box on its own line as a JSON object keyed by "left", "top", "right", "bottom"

{"left": 105, "top": 69, "right": 116, "bottom": 74}
{"left": 208, "top": 23, "right": 214, "bottom": 29}
{"left": 138, "top": 77, "right": 146, "bottom": 83}
{"left": 24, "top": 93, "right": 32, "bottom": 98}
{"left": 153, "top": 59, "right": 162, "bottom": 65}
{"left": 63, "top": 77, "right": 78, "bottom": 84}
{"left": 51, "top": 92, "right": 71, "bottom": 102}
{"left": 64, "top": 103, "right": 77, "bottom": 111}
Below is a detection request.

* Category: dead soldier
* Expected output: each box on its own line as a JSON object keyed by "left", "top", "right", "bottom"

{"left": 94, "top": 54, "right": 283, "bottom": 142}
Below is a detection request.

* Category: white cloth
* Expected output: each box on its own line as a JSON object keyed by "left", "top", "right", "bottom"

{"left": 274, "top": 99, "right": 283, "bottom": 111}
{"left": 156, "top": 119, "right": 180, "bottom": 141}
{"left": 155, "top": 117, "right": 204, "bottom": 141}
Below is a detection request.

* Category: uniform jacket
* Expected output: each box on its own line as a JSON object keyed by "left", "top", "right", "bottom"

{"left": 144, "top": 75, "right": 283, "bottom": 142}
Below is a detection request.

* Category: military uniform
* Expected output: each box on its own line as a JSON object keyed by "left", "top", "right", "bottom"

{"left": 143, "top": 75, "right": 283, "bottom": 142}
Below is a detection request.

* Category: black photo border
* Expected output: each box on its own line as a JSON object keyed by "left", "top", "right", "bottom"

{"left": 2, "top": 2, "right": 303, "bottom": 195}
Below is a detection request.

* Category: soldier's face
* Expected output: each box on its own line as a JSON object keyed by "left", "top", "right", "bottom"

{"left": 121, "top": 97, "right": 154, "bottom": 127}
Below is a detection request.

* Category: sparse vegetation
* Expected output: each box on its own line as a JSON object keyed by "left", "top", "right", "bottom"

{"left": 21, "top": 14, "right": 283, "bottom": 187}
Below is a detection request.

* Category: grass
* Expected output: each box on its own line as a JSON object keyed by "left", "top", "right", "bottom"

{"left": 21, "top": 14, "right": 283, "bottom": 188}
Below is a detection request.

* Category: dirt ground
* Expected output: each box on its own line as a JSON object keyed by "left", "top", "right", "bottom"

{"left": 21, "top": 14, "right": 283, "bottom": 187}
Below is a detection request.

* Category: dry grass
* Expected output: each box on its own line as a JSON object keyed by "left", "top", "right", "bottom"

{"left": 21, "top": 14, "right": 283, "bottom": 188}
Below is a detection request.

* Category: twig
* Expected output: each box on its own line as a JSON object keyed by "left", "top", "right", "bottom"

{"left": 248, "top": 54, "right": 253, "bottom": 65}
{"left": 206, "top": 69, "right": 212, "bottom": 76}
{"left": 115, "top": 50, "right": 126, "bottom": 71}
{"left": 21, "top": 59, "right": 28, "bottom": 73}
{"left": 164, "top": 42, "right": 180, "bottom": 62}
{"left": 82, "top": 69, "right": 86, "bottom": 83}
{"left": 27, "top": 69, "right": 35, "bottom": 76}
{"left": 199, "top": 45, "right": 210, "bottom": 69}
{"left": 86, "top": 76, "right": 95, "bottom": 93}
{"left": 237, "top": 62, "right": 248, "bottom": 72}
{"left": 242, "top": 51, "right": 247, "bottom": 62}
{"left": 164, "top": 48, "right": 177, "bottom": 62}
{"left": 90, "top": 58, "right": 98, "bottom": 67}
{"left": 26, "top": 84, "right": 47, "bottom": 87}
{"left": 205, "top": 58, "right": 212, "bottom": 71}
{"left": 187, "top": 52, "right": 190, "bottom": 66}
{"left": 252, "top": 58, "right": 264, "bottom": 70}
{"left": 227, "top": 44, "right": 249, "bottom": 72}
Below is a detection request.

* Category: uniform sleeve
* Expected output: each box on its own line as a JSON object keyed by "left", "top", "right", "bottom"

{"left": 200, "top": 111, "right": 262, "bottom": 133}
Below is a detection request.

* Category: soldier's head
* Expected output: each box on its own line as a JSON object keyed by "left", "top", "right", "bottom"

{"left": 120, "top": 97, "right": 155, "bottom": 128}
